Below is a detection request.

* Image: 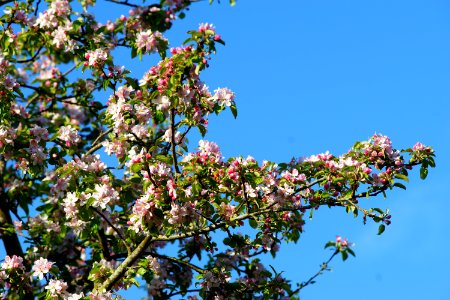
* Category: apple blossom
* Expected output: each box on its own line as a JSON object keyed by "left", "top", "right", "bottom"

{"left": 0, "top": 0, "right": 435, "bottom": 299}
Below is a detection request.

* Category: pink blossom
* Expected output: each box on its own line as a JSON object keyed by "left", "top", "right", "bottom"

{"left": 281, "top": 169, "right": 306, "bottom": 183}
{"left": 66, "top": 293, "right": 84, "bottom": 300}
{"left": 92, "top": 183, "right": 119, "bottom": 209}
{"left": 212, "top": 87, "right": 235, "bottom": 107}
{"left": 166, "top": 179, "right": 177, "bottom": 200}
{"left": 45, "top": 279, "right": 68, "bottom": 297}
{"left": 198, "top": 140, "right": 220, "bottom": 155}
{"left": 35, "top": 0, "right": 70, "bottom": 29}
{"left": 51, "top": 26, "right": 68, "bottom": 48}
{"left": 134, "top": 103, "right": 152, "bottom": 123}
{"left": 336, "top": 235, "right": 350, "bottom": 247}
{"left": 0, "top": 125, "right": 17, "bottom": 147}
{"left": 136, "top": 30, "right": 166, "bottom": 53}
{"left": 115, "top": 85, "right": 134, "bottom": 101}
{"left": 131, "top": 125, "right": 149, "bottom": 140}
{"left": 29, "top": 139, "right": 47, "bottom": 165}
{"left": 317, "top": 151, "right": 332, "bottom": 161}
{"left": 32, "top": 257, "right": 54, "bottom": 280}
{"left": 198, "top": 23, "right": 215, "bottom": 33}
{"left": 148, "top": 162, "right": 171, "bottom": 177}
{"left": 162, "top": 128, "right": 183, "bottom": 144}
{"left": 1, "top": 255, "right": 24, "bottom": 270}
{"left": 219, "top": 202, "right": 235, "bottom": 220}
{"left": 63, "top": 192, "right": 80, "bottom": 218}
{"left": 85, "top": 49, "right": 108, "bottom": 67}
{"left": 30, "top": 125, "right": 49, "bottom": 141}
{"left": 103, "top": 140, "right": 128, "bottom": 158}
{"left": 153, "top": 95, "right": 171, "bottom": 111}
{"left": 4, "top": 76, "right": 19, "bottom": 90}
{"left": 59, "top": 125, "right": 81, "bottom": 147}
{"left": 412, "top": 142, "right": 427, "bottom": 151}
{"left": 168, "top": 201, "right": 197, "bottom": 225}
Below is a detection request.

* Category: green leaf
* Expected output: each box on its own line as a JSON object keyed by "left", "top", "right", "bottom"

{"left": 427, "top": 157, "right": 436, "bottom": 168}
{"left": 130, "top": 163, "right": 142, "bottom": 173}
{"left": 230, "top": 104, "right": 238, "bottom": 118}
{"left": 377, "top": 224, "right": 386, "bottom": 235}
{"left": 155, "top": 154, "right": 173, "bottom": 165}
{"left": 137, "top": 267, "right": 147, "bottom": 276}
{"left": 154, "top": 110, "right": 165, "bottom": 124}
{"left": 249, "top": 219, "right": 258, "bottom": 229}
{"left": 393, "top": 182, "right": 406, "bottom": 190}
{"left": 341, "top": 251, "right": 348, "bottom": 261}
{"left": 347, "top": 248, "right": 356, "bottom": 257}
{"left": 324, "top": 241, "right": 335, "bottom": 249}
{"left": 192, "top": 181, "right": 201, "bottom": 196}
{"left": 394, "top": 173, "right": 409, "bottom": 182}
{"left": 197, "top": 125, "right": 207, "bottom": 137}
{"left": 420, "top": 166, "right": 428, "bottom": 179}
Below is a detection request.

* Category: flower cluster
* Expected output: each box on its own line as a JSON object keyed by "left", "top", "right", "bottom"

{"left": 0, "top": 0, "right": 434, "bottom": 299}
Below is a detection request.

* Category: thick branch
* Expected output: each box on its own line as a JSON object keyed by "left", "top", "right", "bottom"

{"left": 0, "top": 158, "right": 23, "bottom": 258}
{"left": 97, "top": 235, "right": 152, "bottom": 292}
{"left": 0, "top": 199, "right": 24, "bottom": 258}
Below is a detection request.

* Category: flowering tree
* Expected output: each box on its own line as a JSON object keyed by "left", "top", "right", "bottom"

{"left": 0, "top": 0, "right": 435, "bottom": 299}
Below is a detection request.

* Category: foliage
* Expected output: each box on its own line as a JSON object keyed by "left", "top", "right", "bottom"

{"left": 0, "top": 0, "right": 434, "bottom": 299}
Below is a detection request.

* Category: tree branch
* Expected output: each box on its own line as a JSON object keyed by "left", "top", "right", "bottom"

{"left": 16, "top": 46, "right": 44, "bottom": 63}
{"left": 170, "top": 109, "right": 181, "bottom": 174}
{"left": 105, "top": 0, "right": 138, "bottom": 7}
{"left": 91, "top": 206, "right": 131, "bottom": 254}
{"left": 97, "top": 235, "right": 152, "bottom": 292}
{"left": 148, "top": 251, "right": 206, "bottom": 274}
{"left": 290, "top": 250, "right": 339, "bottom": 296}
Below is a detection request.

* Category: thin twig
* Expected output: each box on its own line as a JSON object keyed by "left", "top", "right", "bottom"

{"left": 148, "top": 251, "right": 206, "bottom": 274}
{"left": 290, "top": 250, "right": 339, "bottom": 296}
{"left": 105, "top": 0, "right": 138, "bottom": 8}
{"left": 170, "top": 109, "right": 181, "bottom": 174}
{"left": 91, "top": 207, "right": 131, "bottom": 254}
{"left": 85, "top": 128, "right": 113, "bottom": 156}
{"left": 16, "top": 46, "right": 44, "bottom": 63}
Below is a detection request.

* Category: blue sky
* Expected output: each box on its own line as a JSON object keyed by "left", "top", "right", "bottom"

{"left": 156, "top": 1, "right": 450, "bottom": 299}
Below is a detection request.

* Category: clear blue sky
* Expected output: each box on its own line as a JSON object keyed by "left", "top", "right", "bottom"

{"left": 94, "top": 0, "right": 450, "bottom": 299}
{"left": 7, "top": 0, "right": 449, "bottom": 299}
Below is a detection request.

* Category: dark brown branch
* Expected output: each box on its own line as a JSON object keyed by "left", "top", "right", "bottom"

{"left": 98, "top": 229, "right": 111, "bottom": 260}
{"left": 105, "top": 0, "right": 138, "bottom": 8}
{"left": 0, "top": 0, "right": 14, "bottom": 7}
{"left": 16, "top": 46, "right": 44, "bottom": 63}
{"left": 0, "top": 160, "right": 34, "bottom": 300}
{"left": 0, "top": 199, "right": 24, "bottom": 258}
